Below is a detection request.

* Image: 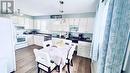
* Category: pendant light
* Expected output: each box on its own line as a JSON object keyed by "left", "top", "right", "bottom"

{"left": 59, "top": 0, "right": 64, "bottom": 13}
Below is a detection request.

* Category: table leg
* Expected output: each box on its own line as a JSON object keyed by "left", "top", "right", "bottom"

{"left": 57, "top": 65, "right": 60, "bottom": 72}
{"left": 67, "top": 59, "right": 70, "bottom": 73}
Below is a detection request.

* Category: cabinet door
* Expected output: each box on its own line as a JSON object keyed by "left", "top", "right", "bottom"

{"left": 29, "top": 18, "right": 33, "bottom": 29}
{"left": 40, "top": 20, "right": 48, "bottom": 33}
{"left": 77, "top": 41, "right": 91, "bottom": 58}
{"left": 18, "top": 16, "right": 25, "bottom": 26}
{"left": 11, "top": 16, "right": 18, "bottom": 24}
{"left": 34, "top": 36, "right": 37, "bottom": 45}
{"left": 46, "top": 19, "right": 54, "bottom": 31}
{"left": 25, "top": 18, "right": 33, "bottom": 29}
{"left": 78, "top": 18, "right": 87, "bottom": 33}
{"left": 64, "top": 19, "right": 69, "bottom": 32}
{"left": 86, "top": 17, "right": 94, "bottom": 33}
{"left": 34, "top": 36, "right": 44, "bottom": 46}
{"left": 78, "top": 18, "right": 94, "bottom": 33}
{"left": 34, "top": 36, "right": 39, "bottom": 45}
{"left": 33, "top": 20, "right": 41, "bottom": 29}
{"left": 24, "top": 18, "right": 29, "bottom": 29}
{"left": 27, "top": 35, "right": 34, "bottom": 45}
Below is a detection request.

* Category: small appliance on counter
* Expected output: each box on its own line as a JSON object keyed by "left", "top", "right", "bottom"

{"left": 79, "top": 33, "right": 93, "bottom": 42}
{"left": 68, "top": 32, "right": 79, "bottom": 43}
{"left": 44, "top": 34, "right": 52, "bottom": 41}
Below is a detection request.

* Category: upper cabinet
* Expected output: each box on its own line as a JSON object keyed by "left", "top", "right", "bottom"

{"left": 11, "top": 15, "right": 95, "bottom": 33}
{"left": 11, "top": 16, "right": 33, "bottom": 29}
{"left": 33, "top": 19, "right": 41, "bottom": 29}
{"left": 24, "top": 17, "right": 33, "bottom": 29}
{"left": 11, "top": 16, "right": 18, "bottom": 24}
{"left": 78, "top": 18, "right": 94, "bottom": 33}
{"left": 33, "top": 19, "right": 50, "bottom": 33}
{"left": 40, "top": 20, "right": 49, "bottom": 33}
{"left": 18, "top": 16, "right": 25, "bottom": 26}
{"left": 47, "top": 18, "right": 95, "bottom": 33}
{"left": 46, "top": 19, "right": 62, "bottom": 32}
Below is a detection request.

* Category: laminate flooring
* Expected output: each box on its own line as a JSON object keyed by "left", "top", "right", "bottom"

{"left": 15, "top": 45, "right": 91, "bottom": 73}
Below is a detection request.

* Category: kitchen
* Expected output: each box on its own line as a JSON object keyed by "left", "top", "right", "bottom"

{"left": 12, "top": 14, "right": 94, "bottom": 49}
{"left": 0, "top": 0, "right": 129, "bottom": 73}
{"left": 11, "top": 0, "right": 96, "bottom": 72}
{"left": 13, "top": 13, "right": 95, "bottom": 73}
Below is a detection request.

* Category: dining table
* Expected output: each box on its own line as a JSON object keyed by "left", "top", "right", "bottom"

{"left": 39, "top": 44, "right": 72, "bottom": 73}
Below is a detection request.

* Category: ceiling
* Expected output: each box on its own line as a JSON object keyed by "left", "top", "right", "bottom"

{"left": 15, "top": 0, "right": 99, "bottom": 16}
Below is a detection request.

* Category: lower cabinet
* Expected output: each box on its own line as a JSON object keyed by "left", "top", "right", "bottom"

{"left": 77, "top": 41, "right": 91, "bottom": 58}
{"left": 27, "top": 35, "right": 34, "bottom": 45}
{"left": 34, "top": 35, "right": 44, "bottom": 46}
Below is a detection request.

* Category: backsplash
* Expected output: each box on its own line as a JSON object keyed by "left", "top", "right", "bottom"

{"left": 51, "top": 31, "right": 93, "bottom": 42}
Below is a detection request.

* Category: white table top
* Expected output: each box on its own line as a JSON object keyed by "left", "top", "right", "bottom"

{"left": 40, "top": 45, "right": 71, "bottom": 66}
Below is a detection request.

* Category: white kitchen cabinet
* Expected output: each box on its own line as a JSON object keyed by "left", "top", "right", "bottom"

{"left": 46, "top": 19, "right": 54, "bottom": 31}
{"left": 27, "top": 35, "right": 34, "bottom": 45}
{"left": 11, "top": 16, "right": 33, "bottom": 29}
{"left": 87, "top": 17, "right": 94, "bottom": 33}
{"left": 11, "top": 16, "right": 24, "bottom": 26}
{"left": 24, "top": 18, "right": 33, "bottom": 29}
{"left": 40, "top": 20, "right": 50, "bottom": 33}
{"left": 17, "top": 16, "right": 25, "bottom": 26}
{"left": 11, "top": 16, "right": 18, "bottom": 24}
{"left": 33, "top": 19, "right": 41, "bottom": 29}
{"left": 78, "top": 18, "right": 94, "bottom": 33}
{"left": 47, "top": 19, "right": 70, "bottom": 32}
{"left": 77, "top": 41, "right": 91, "bottom": 58}
{"left": 64, "top": 19, "right": 70, "bottom": 32}
{"left": 78, "top": 18, "right": 87, "bottom": 33}
{"left": 34, "top": 35, "right": 44, "bottom": 46}
{"left": 52, "top": 20, "right": 61, "bottom": 31}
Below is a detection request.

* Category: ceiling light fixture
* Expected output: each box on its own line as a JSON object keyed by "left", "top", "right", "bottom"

{"left": 59, "top": 0, "right": 64, "bottom": 13}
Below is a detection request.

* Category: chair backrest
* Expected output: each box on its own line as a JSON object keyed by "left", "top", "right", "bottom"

{"left": 52, "top": 38, "right": 65, "bottom": 48}
{"left": 68, "top": 44, "right": 76, "bottom": 60}
{"left": 33, "top": 49, "right": 51, "bottom": 66}
{"left": 64, "top": 40, "right": 72, "bottom": 46}
{"left": 43, "top": 40, "right": 53, "bottom": 48}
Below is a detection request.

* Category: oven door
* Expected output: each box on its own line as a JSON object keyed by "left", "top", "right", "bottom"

{"left": 16, "top": 36, "right": 27, "bottom": 45}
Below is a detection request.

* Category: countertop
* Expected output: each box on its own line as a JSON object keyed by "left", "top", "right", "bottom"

{"left": 53, "top": 37, "right": 92, "bottom": 43}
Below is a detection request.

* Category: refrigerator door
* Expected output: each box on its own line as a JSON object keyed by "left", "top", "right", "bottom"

{"left": 0, "top": 18, "right": 16, "bottom": 73}
{"left": 0, "top": 59, "right": 8, "bottom": 73}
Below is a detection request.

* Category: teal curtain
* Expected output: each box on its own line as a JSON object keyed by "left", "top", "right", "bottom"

{"left": 97, "top": 0, "right": 130, "bottom": 73}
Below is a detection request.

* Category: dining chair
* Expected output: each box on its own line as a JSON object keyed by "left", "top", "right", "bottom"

{"left": 43, "top": 40, "right": 53, "bottom": 48}
{"left": 33, "top": 49, "right": 57, "bottom": 73}
{"left": 64, "top": 40, "right": 72, "bottom": 46}
{"left": 66, "top": 44, "right": 76, "bottom": 73}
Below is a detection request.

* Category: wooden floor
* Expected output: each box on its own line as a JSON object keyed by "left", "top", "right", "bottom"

{"left": 15, "top": 45, "right": 91, "bottom": 73}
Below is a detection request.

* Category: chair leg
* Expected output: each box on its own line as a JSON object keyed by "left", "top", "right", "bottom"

{"left": 57, "top": 65, "right": 60, "bottom": 72}
{"left": 71, "top": 60, "right": 73, "bottom": 66}
{"left": 38, "top": 67, "right": 40, "bottom": 73}
{"left": 67, "top": 59, "right": 70, "bottom": 73}
{"left": 37, "top": 62, "right": 40, "bottom": 73}
{"left": 48, "top": 67, "right": 51, "bottom": 73}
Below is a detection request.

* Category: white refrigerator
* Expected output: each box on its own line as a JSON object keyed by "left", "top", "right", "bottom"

{"left": 0, "top": 17, "right": 16, "bottom": 73}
